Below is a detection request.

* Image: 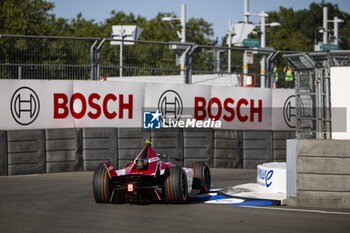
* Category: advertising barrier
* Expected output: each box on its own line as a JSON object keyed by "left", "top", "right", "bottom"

{"left": 0, "top": 80, "right": 295, "bottom": 130}
{"left": 331, "top": 67, "right": 350, "bottom": 139}
{"left": 257, "top": 162, "right": 286, "bottom": 193}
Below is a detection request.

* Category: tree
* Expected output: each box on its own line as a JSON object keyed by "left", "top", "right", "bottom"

{"left": 139, "top": 12, "right": 215, "bottom": 44}
{"left": 0, "top": 0, "right": 54, "bottom": 35}
{"left": 55, "top": 13, "right": 101, "bottom": 37}
{"left": 140, "top": 13, "right": 179, "bottom": 42}
{"left": 187, "top": 18, "right": 214, "bottom": 45}
{"left": 0, "top": 0, "right": 216, "bottom": 46}
{"left": 101, "top": 11, "right": 147, "bottom": 38}
{"left": 266, "top": 2, "right": 350, "bottom": 51}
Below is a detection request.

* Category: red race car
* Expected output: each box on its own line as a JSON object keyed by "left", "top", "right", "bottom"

{"left": 92, "top": 140, "right": 211, "bottom": 204}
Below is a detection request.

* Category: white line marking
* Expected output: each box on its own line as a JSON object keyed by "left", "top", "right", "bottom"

{"left": 206, "top": 198, "right": 245, "bottom": 204}
{"left": 240, "top": 206, "right": 350, "bottom": 215}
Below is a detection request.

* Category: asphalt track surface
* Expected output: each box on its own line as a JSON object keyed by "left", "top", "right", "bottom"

{"left": 0, "top": 169, "right": 349, "bottom": 233}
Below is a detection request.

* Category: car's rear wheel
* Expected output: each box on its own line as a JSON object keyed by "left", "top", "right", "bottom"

{"left": 192, "top": 162, "right": 211, "bottom": 193}
{"left": 164, "top": 166, "right": 188, "bottom": 204}
{"left": 93, "top": 165, "right": 111, "bottom": 203}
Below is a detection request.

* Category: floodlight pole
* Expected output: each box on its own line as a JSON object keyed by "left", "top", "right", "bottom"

{"left": 244, "top": 0, "right": 249, "bottom": 24}
{"left": 162, "top": 4, "right": 187, "bottom": 82}
{"left": 243, "top": 0, "right": 249, "bottom": 85}
{"left": 333, "top": 17, "right": 339, "bottom": 45}
{"left": 321, "top": 8, "right": 343, "bottom": 47}
{"left": 119, "top": 28, "right": 125, "bottom": 78}
{"left": 180, "top": 3, "right": 186, "bottom": 79}
{"left": 328, "top": 16, "right": 344, "bottom": 45}
{"left": 260, "top": 11, "right": 268, "bottom": 88}
{"left": 242, "top": 1, "right": 279, "bottom": 88}
{"left": 323, "top": 7, "right": 328, "bottom": 44}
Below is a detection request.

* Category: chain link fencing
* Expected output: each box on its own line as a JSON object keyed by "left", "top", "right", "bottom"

{"left": 2, "top": 34, "right": 347, "bottom": 90}
{"left": 1, "top": 34, "right": 276, "bottom": 87}
{"left": 0, "top": 35, "right": 99, "bottom": 80}
{"left": 96, "top": 39, "right": 182, "bottom": 78}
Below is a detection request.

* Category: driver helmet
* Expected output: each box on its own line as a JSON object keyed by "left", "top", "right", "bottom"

{"left": 135, "top": 159, "right": 148, "bottom": 170}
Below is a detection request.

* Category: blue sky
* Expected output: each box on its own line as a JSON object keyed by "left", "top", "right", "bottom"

{"left": 51, "top": 0, "right": 350, "bottom": 39}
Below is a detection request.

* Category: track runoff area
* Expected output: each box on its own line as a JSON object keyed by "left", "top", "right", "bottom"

{"left": 0, "top": 170, "right": 349, "bottom": 233}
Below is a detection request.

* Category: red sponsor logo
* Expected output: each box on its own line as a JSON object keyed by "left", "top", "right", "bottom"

{"left": 53, "top": 93, "right": 133, "bottom": 119}
{"left": 194, "top": 97, "right": 262, "bottom": 122}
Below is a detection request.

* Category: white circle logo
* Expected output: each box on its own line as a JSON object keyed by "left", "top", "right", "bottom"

{"left": 157, "top": 90, "right": 183, "bottom": 124}
{"left": 10, "top": 87, "right": 40, "bottom": 126}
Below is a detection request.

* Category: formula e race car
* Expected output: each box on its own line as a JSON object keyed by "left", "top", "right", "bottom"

{"left": 92, "top": 140, "right": 211, "bottom": 204}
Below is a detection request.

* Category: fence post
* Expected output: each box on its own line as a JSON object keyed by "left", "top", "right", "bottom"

{"left": 185, "top": 55, "right": 192, "bottom": 84}
{"left": 96, "top": 38, "right": 106, "bottom": 80}
{"left": 90, "top": 40, "right": 98, "bottom": 80}
{"left": 185, "top": 45, "right": 198, "bottom": 84}
{"left": 18, "top": 66, "right": 22, "bottom": 79}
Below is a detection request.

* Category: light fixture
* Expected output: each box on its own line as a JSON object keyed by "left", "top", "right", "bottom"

{"left": 161, "top": 17, "right": 180, "bottom": 22}
{"left": 269, "top": 22, "right": 281, "bottom": 27}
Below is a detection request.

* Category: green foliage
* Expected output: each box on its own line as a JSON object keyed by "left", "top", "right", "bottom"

{"left": 266, "top": 2, "right": 350, "bottom": 51}
{"left": 187, "top": 18, "right": 214, "bottom": 45}
{"left": 0, "top": 0, "right": 54, "bottom": 35}
{"left": 1, "top": 0, "right": 349, "bottom": 50}
{"left": 141, "top": 13, "right": 179, "bottom": 41}
{"left": 0, "top": 0, "right": 216, "bottom": 78}
{"left": 341, "top": 21, "right": 350, "bottom": 49}
{"left": 268, "top": 28, "right": 313, "bottom": 51}
{"left": 0, "top": 0, "right": 215, "bottom": 44}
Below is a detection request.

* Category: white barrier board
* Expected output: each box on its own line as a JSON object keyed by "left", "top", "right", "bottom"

{"left": 257, "top": 162, "right": 286, "bottom": 194}
{"left": 0, "top": 80, "right": 296, "bottom": 130}
{"left": 331, "top": 67, "right": 350, "bottom": 139}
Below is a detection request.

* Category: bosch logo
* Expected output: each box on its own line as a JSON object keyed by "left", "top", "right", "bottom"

{"left": 10, "top": 87, "right": 40, "bottom": 126}
{"left": 157, "top": 90, "right": 183, "bottom": 124}
{"left": 283, "top": 95, "right": 296, "bottom": 128}
{"left": 53, "top": 93, "right": 133, "bottom": 119}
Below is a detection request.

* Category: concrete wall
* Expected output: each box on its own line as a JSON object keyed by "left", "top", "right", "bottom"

{"left": 288, "top": 140, "right": 350, "bottom": 209}
{"left": 46, "top": 128, "right": 83, "bottom": 173}
{"left": 83, "top": 128, "right": 118, "bottom": 171}
{"left": 0, "top": 128, "right": 294, "bottom": 176}
{"left": 183, "top": 128, "right": 214, "bottom": 168}
{"left": 214, "top": 130, "right": 242, "bottom": 168}
{"left": 7, "top": 130, "right": 45, "bottom": 175}
{"left": 273, "top": 131, "right": 296, "bottom": 162}
{"left": 243, "top": 131, "right": 273, "bottom": 169}
{"left": 151, "top": 128, "right": 183, "bottom": 166}
{"left": 0, "top": 131, "right": 7, "bottom": 176}
{"left": 117, "top": 128, "right": 150, "bottom": 169}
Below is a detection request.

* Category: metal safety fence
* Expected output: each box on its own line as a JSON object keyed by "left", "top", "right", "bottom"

{"left": 0, "top": 35, "right": 99, "bottom": 80}
{"left": 1, "top": 34, "right": 282, "bottom": 87}
{"left": 284, "top": 51, "right": 350, "bottom": 139}
{"left": 1, "top": 34, "right": 348, "bottom": 92}
{"left": 95, "top": 39, "right": 183, "bottom": 78}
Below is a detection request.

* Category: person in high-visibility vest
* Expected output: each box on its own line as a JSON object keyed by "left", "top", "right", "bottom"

{"left": 283, "top": 62, "right": 294, "bottom": 88}
{"left": 273, "top": 65, "right": 278, "bottom": 88}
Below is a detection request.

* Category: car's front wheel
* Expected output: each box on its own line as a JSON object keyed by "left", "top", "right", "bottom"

{"left": 192, "top": 162, "right": 211, "bottom": 193}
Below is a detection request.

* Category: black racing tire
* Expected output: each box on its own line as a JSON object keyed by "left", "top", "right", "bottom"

{"left": 164, "top": 166, "right": 188, "bottom": 204}
{"left": 192, "top": 161, "right": 211, "bottom": 193}
{"left": 92, "top": 165, "right": 111, "bottom": 203}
